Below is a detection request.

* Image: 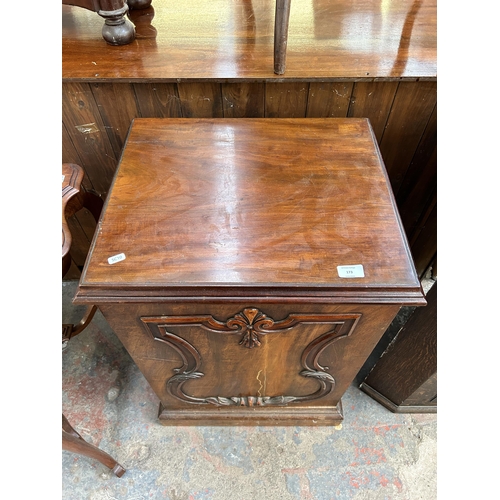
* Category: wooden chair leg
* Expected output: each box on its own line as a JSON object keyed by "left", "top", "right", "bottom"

{"left": 274, "top": 0, "right": 292, "bottom": 74}
{"left": 62, "top": 414, "right": 82, "bottom": 438}
{"left": 62, "top": 305, "right": 98, "bottom": 349}
{"left": 62, "top": 162, "right": 123, "bottom": 476}
{"left": 62, "top": 415, "right": 125, "bottom": 477}
{"left": 70, "top": 305, "right": 98, "bottom": 338}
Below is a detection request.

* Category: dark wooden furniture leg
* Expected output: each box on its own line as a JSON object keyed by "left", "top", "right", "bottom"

{"left": 62, "top": 415, "right": 126, "bottom": 477}
{"left": 62, "top": 0, "right": 135, "bottom": 45}
{"left": 99, "top": 1, "right": 135, "bottom": 46}
{"left": 62, "top": 305, "right": 98, "bottom": 349}
{"left": 274, "top": 0, "right": 292, "bottom": 74}
{"left": 128, "top": 0, "right": 153, "bottom": 8}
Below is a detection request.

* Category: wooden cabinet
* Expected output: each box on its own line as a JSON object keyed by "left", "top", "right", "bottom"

{"left": 74, "top": 118, "right": 426, "bottom": 425}
{"left": 360, "top": 282, "right": 437, "bottom": 413}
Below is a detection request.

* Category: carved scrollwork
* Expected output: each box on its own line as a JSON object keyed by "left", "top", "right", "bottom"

{"left": 152, "top": 330, "right": 205, "bottom": 404}
{"left": 141, "top": 309, "right": 361, "bottom": 407}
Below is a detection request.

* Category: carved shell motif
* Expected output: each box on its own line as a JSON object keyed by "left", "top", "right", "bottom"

{"left": 226, "top": 308, "right": 276, "bottom": 348}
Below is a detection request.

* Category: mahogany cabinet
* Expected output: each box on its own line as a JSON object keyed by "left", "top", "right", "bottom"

{"left": 74, "top": 118, "right": 426, "bottom": 425}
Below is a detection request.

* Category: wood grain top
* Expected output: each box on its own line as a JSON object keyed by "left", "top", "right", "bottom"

{"left": 62, "top": 0, "right": 436, "bottom": 81}
{"left": 76, "top": 118, "right": 424, "bottom": 304}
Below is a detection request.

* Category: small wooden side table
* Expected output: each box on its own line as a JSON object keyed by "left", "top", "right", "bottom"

{"left": 74, "top": 118, "right": 426, "bottom": 426}
{"left": 62, "top": 163, "right": 125, "bottom": 476}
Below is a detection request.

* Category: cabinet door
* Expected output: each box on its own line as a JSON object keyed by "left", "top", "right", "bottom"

{"left": 140, "top": 307, "right": 362, "bottom": 409}
{"left": 99, "top": 303, "right": 400, "bottom": 425}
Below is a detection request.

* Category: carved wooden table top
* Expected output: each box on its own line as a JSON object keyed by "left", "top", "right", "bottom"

{"left": 76, "top": 118, "right": 424, "bottom": 305}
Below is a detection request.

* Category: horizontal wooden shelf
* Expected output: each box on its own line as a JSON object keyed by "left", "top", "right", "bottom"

{"left": 62, "top": 0, "right": 436, "bottom": 81}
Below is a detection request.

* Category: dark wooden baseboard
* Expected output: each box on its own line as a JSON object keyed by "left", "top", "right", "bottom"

{"left": 360, "top": 382, "right": 437, "bottom": 414}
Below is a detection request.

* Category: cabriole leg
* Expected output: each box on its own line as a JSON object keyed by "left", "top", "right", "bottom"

{"left": 62, "top": 415, "right": 126, "bottom": 477}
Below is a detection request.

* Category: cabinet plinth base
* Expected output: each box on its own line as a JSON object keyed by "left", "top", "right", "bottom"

{"left": 157, "top": 400, "right": 344, "bottom": 426}
{"left": 360, "top": 383, "right": 437, "bottom": 414}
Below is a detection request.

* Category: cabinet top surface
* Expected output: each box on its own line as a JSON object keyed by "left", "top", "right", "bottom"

{"left": 78, "top": 118, "right": 423, "bottom": 303}
{"left": 62, "top": 0, "right": 436, "bottom": 81}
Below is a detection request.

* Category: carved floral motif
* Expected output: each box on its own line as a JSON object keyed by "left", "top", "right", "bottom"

{"left": 227, "top": 308, "right": 277, "bottom": 348}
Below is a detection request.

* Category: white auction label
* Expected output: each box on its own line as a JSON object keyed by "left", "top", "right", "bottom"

{"left": 337, "top": 264, "right": 364, "bottom": 278}
{"left": 108, "top": 253, "right": 126, "bottom": 265}
{"left": 62, "top": 175, "right": 65, "bottom": 182}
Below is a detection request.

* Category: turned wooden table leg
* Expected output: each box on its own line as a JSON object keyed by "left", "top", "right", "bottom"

{"left": 62, "top": 415, "right": 126, "bottom": 477}
{"left": 62, "top": 1, "right": 136, "bottom": 45}
{"left": 274, "top": 0, "right": 292, "bottom": 74}
{"left": 99, "top": 4, "right": 135, "bottom": 45}
{"left": 127, "top": 0, "right": 153, "bottom": 9}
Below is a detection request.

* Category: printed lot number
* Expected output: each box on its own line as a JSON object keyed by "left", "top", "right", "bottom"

{"left": 337, "top": 264, "right": 364, "bottom": 278}
{"left": 108, "top": 253, "right": 126, "bottom": 265}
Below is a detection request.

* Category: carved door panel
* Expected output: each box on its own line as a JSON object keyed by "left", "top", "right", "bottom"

{"left": 140, "top": 307, "right": 362, "bottom": 410}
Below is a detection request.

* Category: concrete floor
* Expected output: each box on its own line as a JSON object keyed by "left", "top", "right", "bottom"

{"left": 62, "top": 280, "right": 437, "bottom": 500}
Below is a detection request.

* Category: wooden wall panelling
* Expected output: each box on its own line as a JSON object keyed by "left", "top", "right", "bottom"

{"left": 62, "top": 82, "right": 118, "bottom": 196}
{"left": 306, "top": 82, "right": 354, "bottom": 117}
{"left": 176, "top": 83, "right": 224, "bottom": 118}
{"left": 409, "top": 195, "right": 437, "bottom": 278}
{"left": 75, "top": 204, "right": 102, "bottom": 244}
{"left": 62, "top": 123, "right": 93, "bottom": 190}
{"left": 221, "top": 83, "right": 266, "bottom": 117}
{"left": 63, "top": 210, "right": 101, "bottom": 274}
{"left": 65, "top": 213, "right": 93, "bottom": 270}
{"left": 347, "top": 81, "right": 399, "bottom": 143}
{"left": 62, "top": 122, "right": 101, "bottom": 274}
{"left": 133, "top": 83, "right": 182, "bottom": 118}
{"left": 265, "top": 82, "right": 309, "bottom": 117}
{"left": 90, "top": 83, "right": 141, "bottom": 158}
{"left": 68, "top": 208, "right": 101, "bottom": 268}
{"left": 378, "top": 81, "right": 437, "bottom": 195}
{"left": 64, "top": 260, "right": 83, "bottom": 280}
{"left": 397, "top": 104, "right": 437, "bottom": 242}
